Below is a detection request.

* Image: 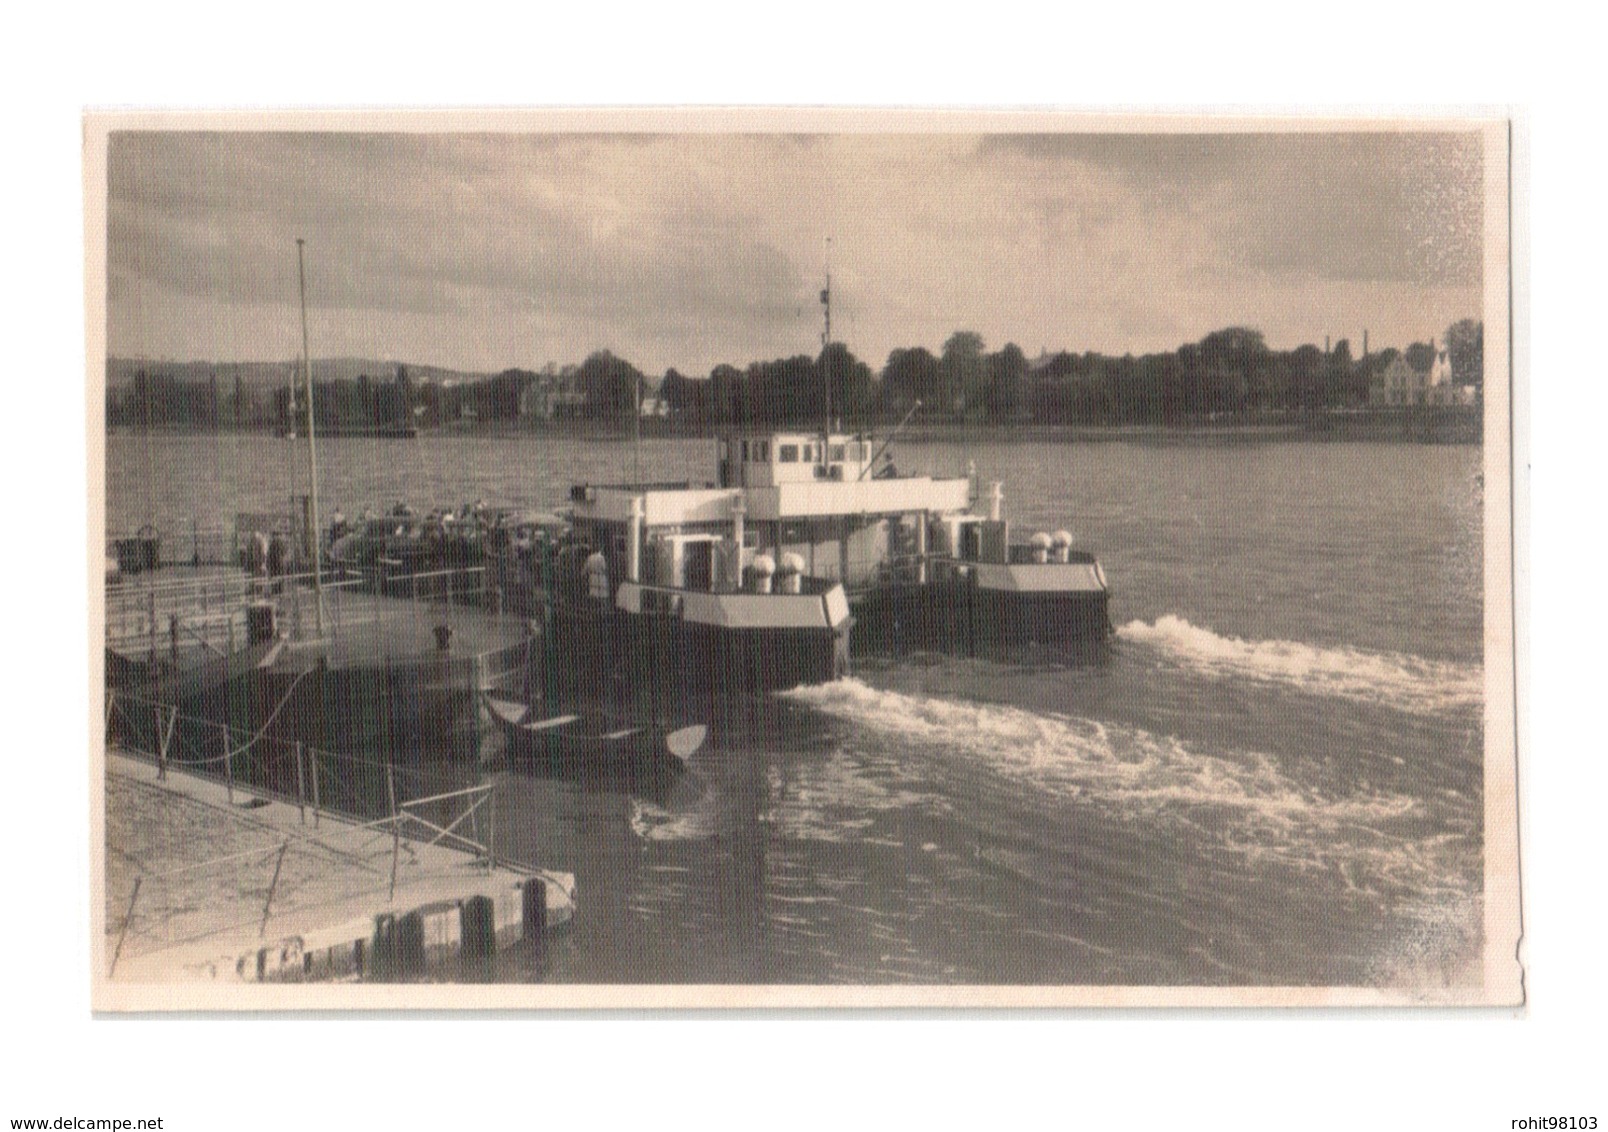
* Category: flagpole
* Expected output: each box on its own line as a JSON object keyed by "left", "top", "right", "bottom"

{"left": 821, "top": 236, "right": 832, "bottom": 466}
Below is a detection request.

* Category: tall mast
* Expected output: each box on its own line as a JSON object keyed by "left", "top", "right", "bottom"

{"left": 296, "top": 237, "right": 326, "bottom": 636}
{"left": 284, "top": 362, "right": 298, "bottom": 499}
{"left": 820, "top": 236, "right": 832, "bottom": 462}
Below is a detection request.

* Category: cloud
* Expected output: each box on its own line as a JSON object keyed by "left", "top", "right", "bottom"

{"left": 979, "top": 131, "right": 1483, "bottom": 287}
{"left": 104, "top": 128, "right": 1488, "bottom": 372}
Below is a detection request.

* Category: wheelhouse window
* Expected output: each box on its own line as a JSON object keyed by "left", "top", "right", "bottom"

{"left": 779, "top": 444, "right": 799, "bottom": 463}
{"left": 829, "top": 444, "right": 846, "bottom": 463}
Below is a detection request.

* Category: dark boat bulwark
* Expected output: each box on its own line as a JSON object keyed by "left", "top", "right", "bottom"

{"left": 553, "top": 575, "right": 853, "bottom": 696}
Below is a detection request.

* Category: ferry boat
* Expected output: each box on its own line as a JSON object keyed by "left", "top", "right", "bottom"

{"left": 499, "top": 258, "right": 1109, "bottom": 689}
{"left": 706, "top": 425, "right": 1112, "bottom": 654}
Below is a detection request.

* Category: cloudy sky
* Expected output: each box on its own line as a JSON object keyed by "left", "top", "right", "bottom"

{"left": 104, "top": 126, "right": 1487, "bottom": 376}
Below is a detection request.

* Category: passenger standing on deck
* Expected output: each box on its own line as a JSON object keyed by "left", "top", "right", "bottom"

{"left": 584, "top": 551, "right": 611, "bottom": 603}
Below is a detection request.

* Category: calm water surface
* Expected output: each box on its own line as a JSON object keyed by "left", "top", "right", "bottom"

{"left": 107, "top": 432, "right": 1485, "bottom": 986}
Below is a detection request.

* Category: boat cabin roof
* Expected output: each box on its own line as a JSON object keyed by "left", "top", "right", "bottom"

{"left": 718, "top": 431, "right": 877, "bottom": 487}
{"left": 567, "top": 429, "right": 974, "bottom": 528}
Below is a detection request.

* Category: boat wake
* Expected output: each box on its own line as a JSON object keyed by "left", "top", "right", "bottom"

{"left": 782, "top": 678, "right": 1474, "bottom": 898}
{"left": 1116, "top": 615, "right": 1482, "bottom": 716}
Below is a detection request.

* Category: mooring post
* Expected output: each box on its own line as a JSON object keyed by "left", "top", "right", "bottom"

{"left": 110, "top": 876, "right": 142, "bottom": 977}
{"left": 293, "top": 741, "right": 307, "bottom": 824}
{"left": 522, "top": 876, "right": 547, "bottom": 961}
{"left": 396, "top": 910, "right": 426, "bottom": 980}
{"left": 460, "top": 894, "right": 495, "bottom": 970}
{"left": 260, "top": 839, "right": 290, "bottom": 937}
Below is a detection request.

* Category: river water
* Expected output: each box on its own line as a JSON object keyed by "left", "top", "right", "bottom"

{"left": 105, "top": 431, "right": 1485, "bottom": 987}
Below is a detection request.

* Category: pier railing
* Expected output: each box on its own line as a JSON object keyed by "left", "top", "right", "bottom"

{"left": 104, "top": 688, "right": 502, "bottom": 969}
{"left": 107, "top": 522, "right": 241, "bottom": 571}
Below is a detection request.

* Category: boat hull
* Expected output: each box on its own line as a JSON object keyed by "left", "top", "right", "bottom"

{"left": 545, "top": 601, "right": 850, "bottom": 699}
{"left": 849, "top": 570, "right": 1111, "bottom": 655}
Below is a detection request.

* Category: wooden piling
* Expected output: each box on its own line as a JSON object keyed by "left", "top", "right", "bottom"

{"left": 460, "top": 895, "right": 496, "bottom": 966}
{"left": 396, "top": 910, "right": 426, "bottom": 979}
{"left": 522, "top": 876, "right": 548, "bottom": 959}
{"left": 369, "top": 913, "right": 395, "bottom": 981}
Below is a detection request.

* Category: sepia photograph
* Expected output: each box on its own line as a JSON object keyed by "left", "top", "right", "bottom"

{"left": 87, "top": 112, "right": 1518, "bottom": 1011}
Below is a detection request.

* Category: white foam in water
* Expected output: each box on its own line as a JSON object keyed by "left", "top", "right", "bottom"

{"left": 1116, "top": 615, "right": 1482, "bottom": 715}
{"left": 782, "top": 678, "right": 1452, "bottom": 894}
{"left": 629, "top": 796, "right": 720, "bottom": 842}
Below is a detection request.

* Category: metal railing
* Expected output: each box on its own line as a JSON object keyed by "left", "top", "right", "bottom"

{"left": 105, "top": 564, "right": 493, "bottom": 658}
{"left": 105, "top": 687, "right": 499, "bottom": 972}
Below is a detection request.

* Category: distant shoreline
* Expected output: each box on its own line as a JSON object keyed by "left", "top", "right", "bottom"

{"left": 107, "top": 407, "right": 1482, "bottom": 446}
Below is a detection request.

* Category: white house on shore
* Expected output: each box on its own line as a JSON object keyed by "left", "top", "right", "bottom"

{"left": 1369, "top": 342, "right": 1477, "bottom": 408}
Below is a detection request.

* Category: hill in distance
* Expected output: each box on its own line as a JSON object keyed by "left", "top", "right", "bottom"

{"left": 105, "top": 357, "right": 497, "bottom": 390}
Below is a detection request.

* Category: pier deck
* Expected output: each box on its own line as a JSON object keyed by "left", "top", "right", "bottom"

{"left": 104, "top": 749, "right": 573, "bottom": 983}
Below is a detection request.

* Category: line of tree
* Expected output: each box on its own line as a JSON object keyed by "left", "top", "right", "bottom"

{"left": 107, "top": 370, "right": 263, "bottom": 429}
{"left": 108, "top": 319, "right": 1482, "bottom": 432}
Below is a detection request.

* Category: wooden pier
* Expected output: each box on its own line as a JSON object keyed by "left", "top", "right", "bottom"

{"left": 103, "top": 748, "right": 574, "bottom": 984}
